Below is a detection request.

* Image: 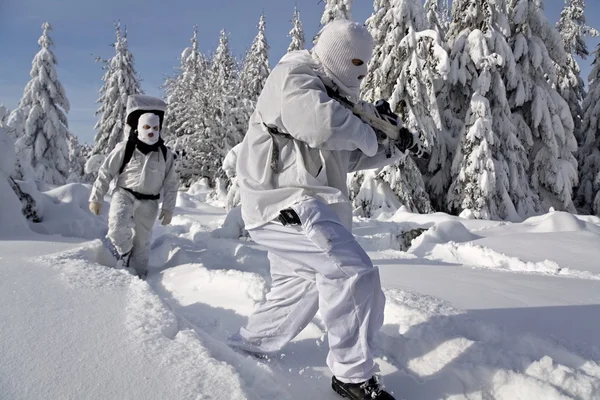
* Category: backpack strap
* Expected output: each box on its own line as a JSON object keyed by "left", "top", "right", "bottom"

{"left": 119, "top": 139, "right": 137, "bottom": 175}
{"left": 159, "top": 143, "right": 168, "bottom": 162}
{"left": 119, "top": 140, "right": 169, "bottom": 176}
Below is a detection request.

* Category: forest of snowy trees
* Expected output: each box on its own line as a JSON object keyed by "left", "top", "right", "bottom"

{"left": 3, "top": 0, "right": 600, "bottom": 224}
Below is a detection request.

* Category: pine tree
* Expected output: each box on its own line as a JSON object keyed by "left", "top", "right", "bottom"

{"left": 1, "top": 122, "right": 35, "bottom": 229}
{"left": 5, "top": 107, "right": 27, "bottom": 143}
{"left": 201, "top": 30, "right": 248, "bottom": 190}
{"left": 444, "top": 0, "right": 532, "bottom": 220}
{"left": 320, "top": 0, "right": 353, "bottom": 26}
{"left": 165, "top": 25, "right": 209, "bottom": 138}
{"left": 0, "top": 120, "right": 15, "bottom": 180}
{"left": 507, "top": 0, "right": 578, "bottom": 213}
{"left": 440, "top": 0, "right": 451, "bottom": 29}
{"left": 66, "top": 132, "right": 92, "bottom": 183}
{"left": 448, "top": 92, "right": 501, "bottom": 219}
{"left": 358, "top": 0, "right": 447, "bottom": 215}
{"left": 211, "top": 30, "right": 241, "bottom": 151}
{"left": 13, "top": 22, "right": 70, "bottom": 185}
{"left": 557, "top": 0, "right": 598, "bottom": 58}
{"left": 314, "top": 0, "right": 353, "bottom": 44}
{"left": 92, "top": 22, "right": 142, "bottom": 156}
{"left": 556, "top": 0, "right": 599, "bottom": 149}
{"left": 362, "top": 0, "right": 428, "bottom": 103}
{"left": 0, "top": 105, "right": 9, "bottom": 127}
{"left": 424, "top": 0, "right": 448, "bottom": 43}
{"left": 288, "top": 6, "right": 305, "bottom": 52}
{"left": 4, "top": 105, "right": 33, "bottom": 181}
{"left": 239, "top": 14, "right": 270, "bottom": 103}
{"left": 576, "top": 44, "right": 600, "bottom": 215}
{"left": 164, "top": 26, "right": 212, "bottom": 186}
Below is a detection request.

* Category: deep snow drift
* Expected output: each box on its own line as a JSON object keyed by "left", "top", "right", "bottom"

{"left": 1, "top": 183, "right": 599, "bottom": 399}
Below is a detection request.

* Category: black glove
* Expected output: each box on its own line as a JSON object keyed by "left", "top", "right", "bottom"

{"left": 374, "top": 100, "right": 415, "bottom": 152}
{"left": 374, "top": 100, "right": 398, "bottom": 126}
{"left": 395, "top": 127, "right": 415, "bottom": 152}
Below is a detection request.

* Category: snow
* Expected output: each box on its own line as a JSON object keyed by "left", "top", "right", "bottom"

{"left": 0, "top": 126, "right": 30, "bottom": 235}
{"left": 84, "top": 153, "right": 105, "bottom": 175}
{"left": 1, "top": 185, "right": 600, "bottom": 399}
{"left": 32, "top": 183, "right": 108, "bottom": 239}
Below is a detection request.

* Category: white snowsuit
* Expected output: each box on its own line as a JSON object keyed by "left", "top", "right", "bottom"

{"left": 90, "top": 141, "right": 178, "bottom": 275}
{"left": 234, "top": 50, "right": 402, "bottom": 384}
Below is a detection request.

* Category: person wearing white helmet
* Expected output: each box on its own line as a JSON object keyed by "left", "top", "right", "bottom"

{"left": 89, "top": 94, "right": 179, "bottom": 279}
{"left": 229, "top": 19, "right": 411, "bottom": 400}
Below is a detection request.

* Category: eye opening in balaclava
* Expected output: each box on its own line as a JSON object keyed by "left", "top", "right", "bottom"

{"left": 126, "top": 109, "right": 165, "bottom": 136}
{"left": 141, "top": 122, "right": 160, "bottom": 131}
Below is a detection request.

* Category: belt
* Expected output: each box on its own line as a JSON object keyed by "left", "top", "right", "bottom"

{"left": 122, "top": 187, "right": 160, "bottom": 201}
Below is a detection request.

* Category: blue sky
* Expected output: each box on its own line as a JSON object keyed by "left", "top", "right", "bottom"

{"left": 1, "top": 0, "right": 598, "bottom": 145}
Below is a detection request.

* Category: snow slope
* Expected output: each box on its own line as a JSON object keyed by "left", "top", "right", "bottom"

{"left": 1, "top": 184, "right": 600, "bottom": 399}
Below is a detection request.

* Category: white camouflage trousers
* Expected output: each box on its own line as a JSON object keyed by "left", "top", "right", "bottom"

{"left": 107, "top": 188, "right": 159, "bottom": 276}
{"left": 235, "top": 198, "right": 386, "bottom": 384}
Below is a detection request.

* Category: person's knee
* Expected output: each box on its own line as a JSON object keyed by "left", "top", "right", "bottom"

{"left": 318, "top": 235, "right": 375, "bottom": 279}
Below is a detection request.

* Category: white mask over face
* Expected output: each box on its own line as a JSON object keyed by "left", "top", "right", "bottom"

{"left": 137, "top": 113, "right": 160, "bottom": 145}
{"left": 313, "top": 20, "right": 374, "bottom": 101}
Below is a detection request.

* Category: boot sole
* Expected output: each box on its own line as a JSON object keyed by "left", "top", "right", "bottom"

{"left": 331, "top": 381, "right": 351, "bottom": 398}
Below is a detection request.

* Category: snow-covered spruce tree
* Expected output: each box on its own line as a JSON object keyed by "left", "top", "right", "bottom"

{"left": 557, "top": 0, "right": 598, "bottom": 61}
{"left": 424, "top": 0, "right": 448, "bottom": 43}
{"left": 576, "top": 44, "right": 600, "bottom": 214}
{"left": 0, "top": 121, "right": 16, "bottom": 180}
{"left": 314, "top": 0, "right": 353, "bottom": 44}
{"left": 91, "top": 22, "right": 142, "bottom": 156}
{"left": 389, "top": 28, "right": 450, "bottom": 215}
{"left": 204, "top": 30, "right": 248, "bottom": 195}
{"left": 320, "top": 0, "right": 352, "bottom": 26}
{"left": 507, "top": 0, "right": 578, "bottom": 213}
{"left": 362, "top": 0, "right": 429, "bottom": 104}
{"left": 165, "top": 26, "right": 208, "bottom": 138}
{"left": 352, "top": 169, "right": 402, "bottom": 218}
{"left": 362, "top": 0, "right": 447, "bottom": 148}
{"left": 239, "top": 14, "right": 270, "bottom": 103}
{"left": 347, "top": 0, "right": 390, "bottom": 215}
{"left": 211, "top": 30, "right": 241, "bottom": 152}
{"left": 440, "top": 0, "right": 451, "bottom": 29}
{"left": 0, "top": 105, "right": 9, "bottom": 127}
{"left": 5, "top": 107, "right": 27, "bottom": 143}
{"left": 358, "top": 0, "right": 447, "bottom": 215}
{"left": 424, "top": 65, "right": 463, "bottom": 212}
{"left": 4, "top": 106, "right": 35, "bottom": 182}
{"left": 66, "top": 132, "right": 93, "bottom": 183}
{"left": 164, "top": 26, "right": 212, "bottom": 186}
{"left": 288, "top": 6, "right": 305, "bottom": 52}
{"left": 444, "top": 0, "right": 534, "bottom": 220}
{"left": 0, "top": 122, "right": 34, "bottom": 231}
{"left": 13, "top": 22, "right": 70, "bottom": 186}
{"left": 556, "top": 0, "right": 599, "bottom": 149}
{"left": 448, "top": 91, "right": 501, "bottom": 219}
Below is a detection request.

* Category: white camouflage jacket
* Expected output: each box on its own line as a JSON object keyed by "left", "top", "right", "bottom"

{"left": 89, "top": 141, "right": 179, "bottom": 213}
{"left": 236, "top": 50, "right": 401, "bottom": 230}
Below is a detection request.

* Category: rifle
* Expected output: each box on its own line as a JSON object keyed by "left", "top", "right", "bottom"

{"left": 325, "top": 86, "right": 429, "bottom": 159}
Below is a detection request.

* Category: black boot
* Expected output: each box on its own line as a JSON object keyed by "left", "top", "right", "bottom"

{"left": 331, "top": 376, "right": 395, "bottom": 399}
